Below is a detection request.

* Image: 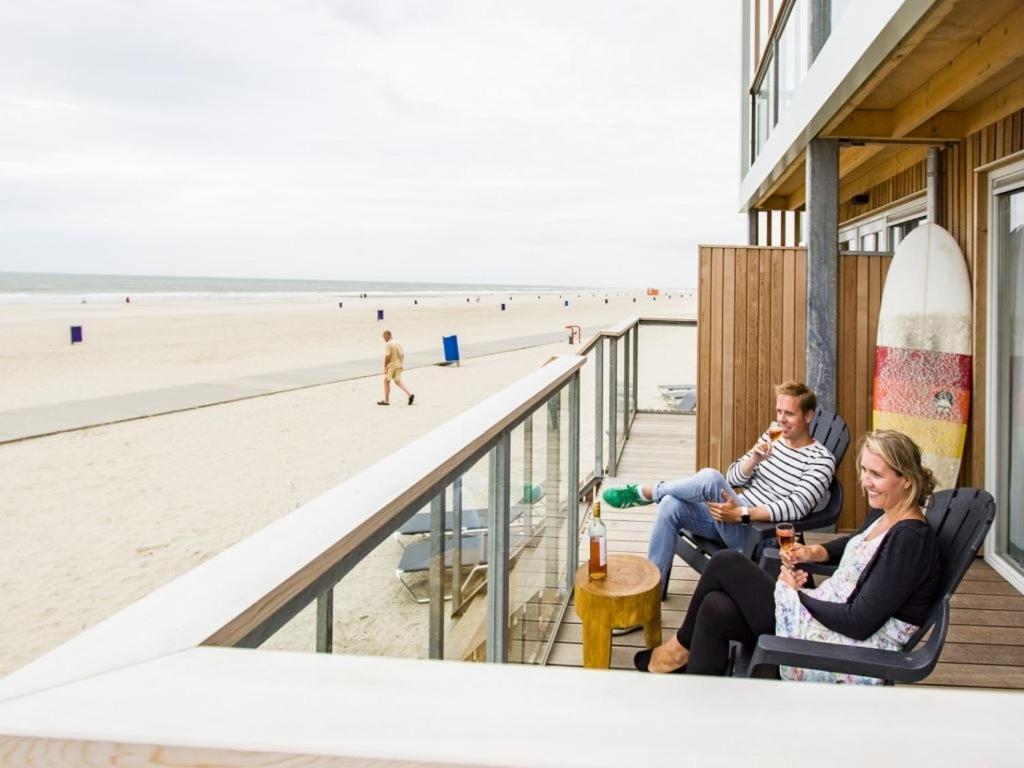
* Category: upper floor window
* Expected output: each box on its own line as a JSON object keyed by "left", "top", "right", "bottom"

{"left": 749, "top": 0, "right": 844, "bottom": 166}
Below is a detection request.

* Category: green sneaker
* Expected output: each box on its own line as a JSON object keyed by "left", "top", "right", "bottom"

{"left": 602, "top": 484, "right": 652, "bottom": 509}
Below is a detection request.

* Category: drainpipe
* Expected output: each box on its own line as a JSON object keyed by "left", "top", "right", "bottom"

{"left": 926, "top": 147, "right": 940, "bottom": 225}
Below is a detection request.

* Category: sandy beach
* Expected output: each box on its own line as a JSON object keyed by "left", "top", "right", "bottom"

{"left": 0, "top": 291, "right": 696, "bottom": 675}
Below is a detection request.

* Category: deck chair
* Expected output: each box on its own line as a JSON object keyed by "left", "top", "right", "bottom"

{"left": 733, "top": 487, "right": 996, "bottom": 683}
{"left": 394, "top": 502, "right": 539, "bottom": 548}
{"left": 394, "top": 484, "right": 545, "bottom": 542}
{"left": 395, "top": 526, "right": 538, "bottom": 604}
{"left": 675, "top": 408, "right": 850, "bottom": 575}
{"left": 659, "top": 384, "right": 697, "bottom": 413}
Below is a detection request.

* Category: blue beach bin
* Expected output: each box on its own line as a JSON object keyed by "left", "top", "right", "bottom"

{"left": 442, "top": 335, "right": 460, "bottom": 366}
{"left": 563, "top": 300, "right": 569, "bottom": 307}
{"left": 376, "top": 309, "right": 384, "bottom": 321}
{"left": 501, "top": 303, "right": 506, "bottom": 311}
{"left": 70, "top": 325, "right": 83, "bottom": 344}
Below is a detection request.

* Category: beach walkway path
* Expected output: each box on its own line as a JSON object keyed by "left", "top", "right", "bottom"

{"left": 0, "top": 326, "right": 598, "bottom": 444}
{"left": 549, "top": 412, "right": 1024, "bottom": 690}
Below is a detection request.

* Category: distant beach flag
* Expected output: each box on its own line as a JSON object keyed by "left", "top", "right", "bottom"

{"left": 70, "top": 325, "right": 83, "bottom": 344}
{"left": 377, "top": 309, "right": 384, "bottom": 321}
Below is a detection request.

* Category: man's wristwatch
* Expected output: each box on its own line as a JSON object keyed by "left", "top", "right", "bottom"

{"left": 740, "top": 507, "right": 751, "bottom": 525}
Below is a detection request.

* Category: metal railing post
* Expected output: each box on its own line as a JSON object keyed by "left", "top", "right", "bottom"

{"left": 523, "top": 412, "right": 534, "bottom": 533}
{"left": 632, "top": 324, "right": 639, "bottom": 417}
{"left": 315, "top": 588, "right": 333, "bottom": 653}
{"left": 567, "top": 372, "right": 580, "bottom": 587}
{"left": 428, "top": 490, "right": 446, "bottom": 660}
{"left": 608, "top": 337, "right": 618, "bottom": 476}
{"left": 623, "top": 329, "right": 631, "bottom": 440}
{"left": 594, "top": 339, "right": 604, "bottom": 479}
{"left": 486, "top": 432, "right": 511, "bottom": 663}
{"left": 545, "top": 395, "right": 561, "bottom": 592}
{"left": 452, "top": 475, "right": 464, "bottom": 614}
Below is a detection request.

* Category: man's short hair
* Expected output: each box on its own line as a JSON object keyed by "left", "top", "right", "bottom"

{"left": 775, "top": 380, "right": 816, "bottom": 414}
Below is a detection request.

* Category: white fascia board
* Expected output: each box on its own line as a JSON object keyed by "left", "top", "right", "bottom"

{"left": 738, "top": 0, "right": 938, "bottom": 212}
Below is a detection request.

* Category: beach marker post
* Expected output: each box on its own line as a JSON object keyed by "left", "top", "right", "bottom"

{"left": 442, "top": 335, "right": 461, "bottom": 366}
{"left": 563, "top": 300, "right": 569, "bottom": 307}
{"left": 501, "top": 303, "right": 506, "bottom": 311}
{"left": 377, "top": 309, "right": 384, "bottom": 321}
{"left": 70, "top": 326, "right": 83, "bottom": 344}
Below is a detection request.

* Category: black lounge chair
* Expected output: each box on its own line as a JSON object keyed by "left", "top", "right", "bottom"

{"left": 674, "top": 408, "right": 851, "bottom": 575}
{"left": 733, "top": 487, "right": 996, "bottom": 683}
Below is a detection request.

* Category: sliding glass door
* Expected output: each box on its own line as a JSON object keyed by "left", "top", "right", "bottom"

{"left": 996, "top": 187, "right": 1024, "bottom": 572}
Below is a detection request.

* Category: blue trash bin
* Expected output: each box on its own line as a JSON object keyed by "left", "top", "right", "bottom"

{"left": 442, "top": 335, "right": 460, "bottom": 365}
{"left": 376, "top": 309, "right": 384, "bottom": 321}
{"left": 70, "top": 325, "right": 83, "bottom": 344}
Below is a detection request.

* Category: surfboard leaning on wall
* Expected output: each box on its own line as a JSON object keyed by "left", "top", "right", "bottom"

{"left": 872, "top": 222, "right": 972, "bottom": 491}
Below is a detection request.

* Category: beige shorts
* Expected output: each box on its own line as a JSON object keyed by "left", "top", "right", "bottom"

{"left": 386, "top": 366, "right": 403, "bottom": 383}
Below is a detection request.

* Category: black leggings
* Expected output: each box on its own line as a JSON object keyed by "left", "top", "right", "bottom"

{"left": 677, "top": 549, "right": 776, "bottom": 676}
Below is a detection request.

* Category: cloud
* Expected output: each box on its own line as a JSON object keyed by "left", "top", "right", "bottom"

{"left": 0, "top": 1, "right": 744, "bottom": 286}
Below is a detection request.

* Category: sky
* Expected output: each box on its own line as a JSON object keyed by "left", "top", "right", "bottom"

{"left": 0, "top": 1, "right": 745, "bottom": 288}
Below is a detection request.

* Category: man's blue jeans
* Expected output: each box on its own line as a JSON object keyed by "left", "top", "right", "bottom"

{"left": 647, "top": 468, "right": 752, "bottom": 591}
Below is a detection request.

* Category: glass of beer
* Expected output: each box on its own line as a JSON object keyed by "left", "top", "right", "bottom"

{"left": 776, "top": 522, "right": 796, "bottom": 568}
{"left": 767, "top": 421, "right": 784, "bottom": 442}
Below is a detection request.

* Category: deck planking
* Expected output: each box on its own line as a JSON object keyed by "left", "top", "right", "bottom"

{"left": 550, "top": 412, "right": 1024, "bottom": 691}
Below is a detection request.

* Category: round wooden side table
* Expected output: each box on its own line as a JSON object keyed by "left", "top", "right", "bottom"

{"left": 573, "top": 553, "right": 662, "bottom": 669}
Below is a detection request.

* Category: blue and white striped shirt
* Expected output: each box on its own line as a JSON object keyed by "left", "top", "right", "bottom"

{"left": 726, "top": 432, "right": 836, "bottom": 522}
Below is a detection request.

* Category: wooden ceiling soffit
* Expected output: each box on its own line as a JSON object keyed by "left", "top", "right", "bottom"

{"left": 820, "top": 0, "right": 959, "bottom": 135}
{"left": 963, "top": 71, "right": 1024, "bottom": 137}
{"left": 754, "top": 156, "right": 805, "bottom": 210}
{"left": 823, "top": 108, "right": 964, "bottom": 142}
{"left": 789, "top": 143, "right": 892, "bottom": 211}
{"left": 889, "top": 2, "right": 1024, "bottom": 138}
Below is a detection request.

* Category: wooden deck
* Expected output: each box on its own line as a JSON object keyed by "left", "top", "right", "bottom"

{"left": 549, "top": 412, "right": 1024, "bottom": 690}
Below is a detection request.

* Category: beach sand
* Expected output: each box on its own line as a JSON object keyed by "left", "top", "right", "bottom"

{"left": 0, "top": 292, "right": 696, "bottom": 675}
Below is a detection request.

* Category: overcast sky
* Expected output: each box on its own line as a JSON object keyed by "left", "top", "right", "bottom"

{"left": 0, "top": 1, "right": 744, "bottom": 288}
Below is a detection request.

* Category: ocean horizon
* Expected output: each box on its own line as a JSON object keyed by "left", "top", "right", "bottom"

{"left": 0, "top": 271, "right": 666, "bottom": 304}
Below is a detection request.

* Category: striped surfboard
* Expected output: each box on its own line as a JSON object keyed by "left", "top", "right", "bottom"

{"left": 873, "top": 223, "right": 972, "bottom": 490}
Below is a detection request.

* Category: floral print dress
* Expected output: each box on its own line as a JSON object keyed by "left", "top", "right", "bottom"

{"left": 774, "top": 520, "right": 918, "bottom": 684}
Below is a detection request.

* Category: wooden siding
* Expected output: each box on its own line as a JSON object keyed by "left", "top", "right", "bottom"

{"left": 697, "top": 245, "right": 887, "bottom": 530}
{"left": 835, "top": 253, "right": 892, "bottom": 529}
{"left": 835, "top": 106, "right": 1024, "bottom": 506}
{"left": 838, "top": 161, "right": 927, "bottom": 223}
{"left": 697, "top": 246, "right": 806, "bottom": 473}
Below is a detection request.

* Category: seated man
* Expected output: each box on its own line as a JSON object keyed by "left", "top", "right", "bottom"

{"left": 602, "top": 381, "right": 836, "bottom": 591}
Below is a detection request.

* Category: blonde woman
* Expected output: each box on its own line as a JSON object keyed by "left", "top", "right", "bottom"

{"left": 635, "top": 430, "right": 941, "bottom": 684}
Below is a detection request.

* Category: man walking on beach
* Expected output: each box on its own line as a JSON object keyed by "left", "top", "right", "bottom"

{"left": 379, "top": 330, "right": 415, "bottom": 406}
{"left": 601, "top": 381, "right": 835, "bottom": 591}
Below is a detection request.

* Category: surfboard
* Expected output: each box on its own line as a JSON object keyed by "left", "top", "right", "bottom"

{"left": 872, "top": 223, "right": 972, "bottom": 491}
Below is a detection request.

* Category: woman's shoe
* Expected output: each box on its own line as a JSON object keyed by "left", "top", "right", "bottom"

{"left": 602, "top": 484, "right": 652, "bottom": 508}
{"left": 633, "top": 648, "right": 687, "bottom": 674}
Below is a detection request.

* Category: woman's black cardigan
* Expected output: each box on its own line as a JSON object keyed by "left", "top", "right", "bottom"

{"left": 796, "top": 518, "right": 941, "bottom": 641}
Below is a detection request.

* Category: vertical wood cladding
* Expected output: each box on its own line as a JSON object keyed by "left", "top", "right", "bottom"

{"left": 829, "top": 108, "right": 1024, "bottom": 528}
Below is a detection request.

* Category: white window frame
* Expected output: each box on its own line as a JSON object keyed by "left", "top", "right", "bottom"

{"left": 985, "top": 155, "right": 1024, "bottom": 595}
{"left": 838, "top": 193, "right": 926, "bottom": 253}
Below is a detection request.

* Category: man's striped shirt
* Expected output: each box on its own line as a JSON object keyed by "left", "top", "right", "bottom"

{"left": 725, "top": 431, "right": 836, "bottom": 522}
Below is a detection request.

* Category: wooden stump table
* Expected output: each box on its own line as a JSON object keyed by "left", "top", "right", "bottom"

{"left": 573, "top": 553, "right": 662, "bottom": 669}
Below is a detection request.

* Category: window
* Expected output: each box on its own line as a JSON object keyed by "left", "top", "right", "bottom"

{"left": 838, "top": 195, "right": 925, "bottom": 253}
{"left": 888, "top": 216, "right": 925, "bottom": 249}
{"left": 777, "top": 0, "right": 809, "bottom": 116}
{"left": 997, "top": 188, "right": 1024, "bottom": 569}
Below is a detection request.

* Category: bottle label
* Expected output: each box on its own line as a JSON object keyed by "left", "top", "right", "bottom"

{"left": 598, "top": 536, "right": 607, "bottom": 566}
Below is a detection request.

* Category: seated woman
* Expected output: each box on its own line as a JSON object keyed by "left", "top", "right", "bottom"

{"left": 634, "top": 429, "right": 941, "bottom": 684}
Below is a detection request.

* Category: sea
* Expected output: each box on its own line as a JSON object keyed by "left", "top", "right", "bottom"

{"left": 0, "top": 272, "right": 606, "bottom": 304}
